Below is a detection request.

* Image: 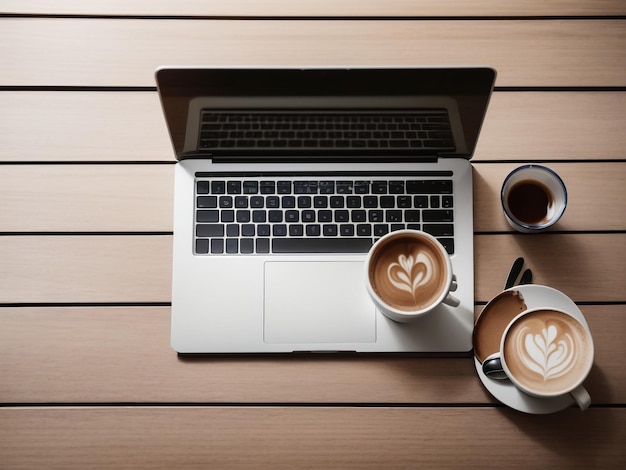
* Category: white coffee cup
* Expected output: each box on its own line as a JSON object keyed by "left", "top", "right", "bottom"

{"left": 364, "top": 230, "right": 459, "bottom": 322}
{"left": 498, "top": 307, "right": 594, "bottom": 410}
{"left": 501, "top": 164, "right": 567, "bottom": 233}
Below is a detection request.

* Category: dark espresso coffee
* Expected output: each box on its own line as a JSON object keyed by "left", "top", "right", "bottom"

{"left": 507, "top": 179, "right": 554, "bottom": 225}
{"left": 503, "top": 309, "right": 593, "bottom": 395}
{"left": 368, "top": 234, "right": 448, "bottom": 311}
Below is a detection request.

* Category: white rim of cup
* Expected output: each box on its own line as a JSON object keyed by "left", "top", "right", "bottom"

{"left": 365, "top": 229, "right": 453, "bottom": 318}
{"left": 500, "top": 164, "right": 568, "bottom": 231}
{"left": 499, "top": 307, "right": 594, "bottom": 399}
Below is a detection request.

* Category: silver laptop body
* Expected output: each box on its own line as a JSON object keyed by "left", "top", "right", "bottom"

{"left": 156, "top": 67, "right": 496, "bottom": 353}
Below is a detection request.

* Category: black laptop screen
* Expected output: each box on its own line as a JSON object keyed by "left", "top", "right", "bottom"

{"left": 156, "top": 67, "right": 496, "bottom": 160}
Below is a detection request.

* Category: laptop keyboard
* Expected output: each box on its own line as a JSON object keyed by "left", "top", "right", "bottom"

{"left": 194, "top": 177, "right": 454, "bottom": 255}
{"left": 199, "top": 111, "right": 455, "bottom": 151}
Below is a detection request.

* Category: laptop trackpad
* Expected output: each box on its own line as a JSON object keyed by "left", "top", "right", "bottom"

{"left": 264, "top": 261, "right": 376, "bottom": 345}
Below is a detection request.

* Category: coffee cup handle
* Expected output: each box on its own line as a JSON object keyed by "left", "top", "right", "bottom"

{"left": 570, "top": 384, "right": 591, "bottom": 411}
{"left": 443, "top": 275, "right": 460, "bottom": 307}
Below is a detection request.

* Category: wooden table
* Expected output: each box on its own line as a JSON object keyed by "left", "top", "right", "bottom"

{"left": 1, "top": 2, "right": 625, "bottom": 468}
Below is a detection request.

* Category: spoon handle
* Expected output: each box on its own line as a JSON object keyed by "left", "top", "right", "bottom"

{"left": 504, "top": 257, "right": 524, "bottom": 289}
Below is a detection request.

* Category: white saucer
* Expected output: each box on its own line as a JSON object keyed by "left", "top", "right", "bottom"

{"left": 473, "top": 284, "right": 591, "bottom": 414}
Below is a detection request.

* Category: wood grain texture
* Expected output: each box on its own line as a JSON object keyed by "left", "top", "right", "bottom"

{"left": 0, "top": 236, "right": 172, "bottom": 303}
{"left": 2, "top": 92, "right": 624, "bottom": 163}
{"left": 0, "top": 165, "right": 174, "bottom": 232}
{"left": 5, "top": 0, "right": 626, "bottom": 17}
{"left": 2, "top": 19, "right": 625, "bottom": 87}
{"left": 0, "top": 234, "right": 623, "bottom": 303}
{"left": 0, "top": 305, "right": 622, "bottom": 404}
{"left": 1, "top": 407, "right": 624, "bottom": 469}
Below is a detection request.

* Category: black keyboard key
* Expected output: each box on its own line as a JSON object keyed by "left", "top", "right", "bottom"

{"left": 414, "top": 196, "right": 428, "bottom": 208}
{"left": 380, "top": 196, "right": 395, "bottom": 208}
{"left": 302, "top": 210, "right": 316, "bottom": 223}
{"left": 330, "top": 196, "right": 344, "bottom": 208}
{"left": 197, "top": 196, "right": 217, "bottom": 208}
{"left": 226, "top": 239, "right": 238, "bottom": 254}
{"left": 226, "top": 224, "right": 239, "bottom": 237}
{"left": 423, "top": 210, "right": 453, "bottom": 222}
{"left": 357, "top": 224, "right": 372, "bottom": 236}
{"left": 323, "top": 224, "right": 338, "bottom": 236}
{"left": 234, "top": 196, "right": 249, "bottom": 208}
{"left": 306, "top": 224, "right": 321, "bottom": 236}
{"left": 196, "top": 239, "right": 209, "bottom": 254}
{"left": 197, "top": 210, "right": 219, "bottom": 223}
{"left": 219, "top": 196, "right": 233, "bottom": 208}
{"left": 260, "top": 181, "right": 276, "bottom": 194}
{"left": 277, "top": 181, "right": 291, "bottom": 194}
{"left": 397, "top": 196, "right": 411, "bottom": 208}
{"left": 252, "top": 210, "right": 266, "bottom": 223}
{"left": 256, "top": 238, "right": 270, "bottom": 253}
{"left": 335, "top": 210, "right": 350, "bottom": 222}
{"left": 336, "top": 181, "right": 353, "bottom": 194}
{"left": 197, "top": 181, "right": 210, "bottom": 194}
{"left": 240, "top": 239, "right": 254, "bottom": 254}
{"left": 318, "top": 210, "right": 332, "bottom": 222}
{"left": 221, "top": 210, "right": 234, "bottom": 223}
{"left": 391, "top": 224, "right": 406, "bottom": 232}
{"left": 423, "top": 224, "right": 454, "bottom": 236}
{"left": 369, "top": 210, "right": 384, "bottom": 223}
{"left": 442, "top": 196, "right": 454, "bottom": 208}
{"left": 354, "top": 181, "right": 370, "bottom": 193}
{"left": 273, "top": 224, "right": 287, "bottom": 236}
{"left": 241, "top": 224, "right": 255, "bottom": 237}
{"left": 374, "top": 224, "right": 389, "bottom": 237}
{"left": 438, "top": 238, "right": 455, "bottom": 255}
{"left": 211, "top": 239, "right": 224, "bottom": 254}
{"left": 266, "top": 196, "right": 279, "bottom": 208}
{"left": 372, "top": 181, "right": 387, "bottom": 194}
{"left": 346, "top": 196, "right": 362, "bottom": 208}
{"left": 282, "top": 196, "right": 296, "bottom": 208}
{"left": 257, "top": 224, "right": 271, "bottom": 237}
{"left": 406, "top": 180, "right": 453, "bottom": 194}
{"left": 289, "top": 224, "right": 304, "bottom": 236}
{"left": 268, "top": 210, "right": 283, "bottom": 223}
{"left": 294, "top": 181, "right": 318, "bottom": 194}
{"left": 285, "top": 210, "right": 299, "bottom": 223}
{"left": 250, "top": 196, "right": 264, "bottom": 208}
{"left": 405, "top": 210, "right": 420, "bottom": 222}
{"left": 340, "top": 224, "right": 355, "bottom": 236}
{"left": 386, "top": 210, "right": 402, "bottom": 222}
{"left": 430, "top": 196, "right": 440, "bottom": 208}
{"left": 272, "top": 238, "right": 372, "bottom": 253}
{"left": 211, "top": 181, "right": 226, "bottom": 194}
{"left": 351, "top": 210, "right": 367, "bottom": 222}
{"left": 196, "top": 224, "right": 224, "bottom": 237}
{"left": 243, "top": 181, "right": 259, "bottom": 194}
{"left": 297, "top": 196, "right": 312, "bottom": 208}
{"left": 227, "top": 181, "right": 242, "bottom": 194}
{"left": 237, "top": 210, "right": 251, "bottom": 223}
{"left": 319, "top": 181, "right": 335, "bottom": 194}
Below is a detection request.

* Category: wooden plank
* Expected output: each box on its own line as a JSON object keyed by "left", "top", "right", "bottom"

{"left": 0, "top": 165, "right": 174, "bottom": 232}
{"left": 5, "top": 0, "right": 626, "bottom": 17}
{"left": 1, "top": 162, "right": 623, "bottom": 232}
{"left": 0, "top": 91, "right": 173, "bottom": 163}
{"left": 2, "top": 91, "right": 625, "bottom": 163}
{"left": 1, "top": 407, "right": 624, "bottom": 468}
{"left": 0, "top": 234, "right": 623, "bottom": 303}
{"left": 0, "top": 305, "right": 621, "bottom": 404}
{"left": 2, "top": 19, "right": 625, "bottom": 87}
{"left": 0, "top": 236, "right": 172, "bottom": 303}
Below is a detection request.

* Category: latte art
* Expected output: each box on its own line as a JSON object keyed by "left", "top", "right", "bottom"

{"left": 503, "top": 309, "right": 592, "bottom": 395}
{"left": 517, "top": 323, "right": 576, "bottom": 381}
{"left": 368, "top": 233, "right": 448, "bottom": 312}
{"left": 387, "top": 251, "right": 435, "bottom": 300}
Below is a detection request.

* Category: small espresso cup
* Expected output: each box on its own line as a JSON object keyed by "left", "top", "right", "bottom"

{"left": 499, "top": 308, "right": 594, "bottom": 410}
{"left": 364, "top": 230, "right": 460, "bottom": 322}
{"left": 501, "top": 164, "right": 567, "bottom": 233}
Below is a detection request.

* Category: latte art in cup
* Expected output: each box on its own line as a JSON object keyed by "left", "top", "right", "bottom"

{"left": 368, "top": 234, "right": 447, "bottom": 312}
{"left": 503, "top": 309, "right": 593, "bottom": 396}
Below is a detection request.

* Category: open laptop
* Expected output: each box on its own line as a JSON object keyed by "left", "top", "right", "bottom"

{"left": 156, "top": 67, "right": 496, "bottom": 353}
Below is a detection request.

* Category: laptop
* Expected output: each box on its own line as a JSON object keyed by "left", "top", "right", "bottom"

{"left": 156, "top": 67, "right": 496, "bottom": 353}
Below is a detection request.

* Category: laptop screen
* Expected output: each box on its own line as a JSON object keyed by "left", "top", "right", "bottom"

{"left": 156, "top": 67, "right": 496, "bottom": 160}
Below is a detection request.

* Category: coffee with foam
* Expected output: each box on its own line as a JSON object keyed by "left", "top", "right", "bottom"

{"left": 368, "top": 233, "right": 448, "bottom": 312}
{"left": 503, "top": 309, "right": 593, "bottom": 396}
